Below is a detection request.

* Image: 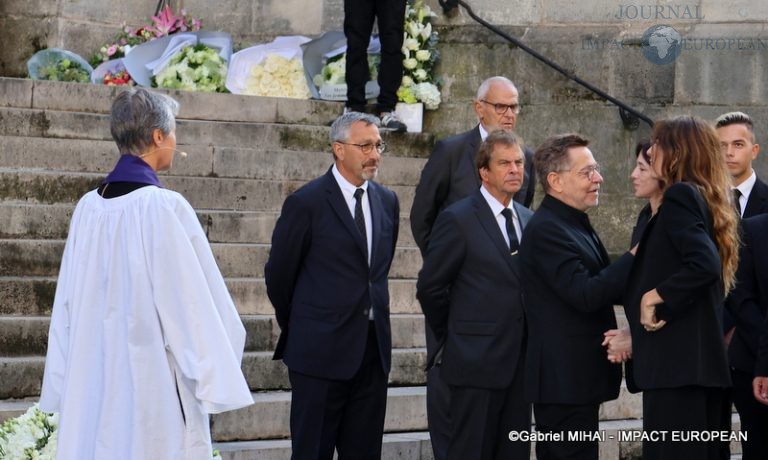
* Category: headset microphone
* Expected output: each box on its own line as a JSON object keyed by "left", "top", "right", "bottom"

{"left": 140, "top": 148, "right": 188, "bottom": 159}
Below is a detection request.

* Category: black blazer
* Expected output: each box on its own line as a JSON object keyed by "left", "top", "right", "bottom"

{"left": 410, "top": 126, "right": 535, "bottom": 255}
{"left": 727, "top": 214, "right": 768, "bottom": 374}
{"left": 416, "top": 191, "right": 533, "bottom": 389}
{"left": 625, "top": 183, "right": 731, "bottom": 389}
{"left": 520, "top": 195, "right": 633, "bottom": 404}
{"left": 265, "top": 168, "right": 399, "bottom": 380}
{"left": 743, "top": 175, "right": 768, "bottom": 218}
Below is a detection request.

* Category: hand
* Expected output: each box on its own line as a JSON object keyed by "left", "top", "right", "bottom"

{"left": 640, "top": 288, "right": 667, "bottom": 332}
{"left": 754, "top": 376, "right": 768, "bottom": 406}
{"left": 602, "top": 328, "right": 632, "bottom": 363}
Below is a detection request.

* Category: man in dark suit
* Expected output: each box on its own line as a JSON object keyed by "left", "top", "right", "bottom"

{"left": 716, "top": 111, "right": 768, "bottom": 459}
{"left": 417, "top": 131, "right": 533, "bottom": 460}
{"left": 519, "top": 133, "right": 634, "bottom": 460}
{"left": 727, "top": 212, "right": 768, "bottom": 459}
{"left": 410, "top": 76, "right": 534, "bottom": 459}
{"left": 265, "top": 112, "right": 400, "bottom": 459}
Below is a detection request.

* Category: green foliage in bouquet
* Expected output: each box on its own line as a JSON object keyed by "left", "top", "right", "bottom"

{"left": 37, "top": 58, "right": 90, "bottom": 83}
{"left": 0, "top": 404, "right": 58, "bottom": 459}
{"left": 313, "top": 53, "right": 380, "bottom": 88}
{"left": 153, "top": 44, "right": 228, "bottom": 93}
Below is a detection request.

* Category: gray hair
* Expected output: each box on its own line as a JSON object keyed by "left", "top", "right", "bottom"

{"left": 476, "top": 76, "right": 517, "bottom": 101}
{"left": 329, "top": 111, "right": 380, "bottom": 144}
{"left": 715, "top": 111, "right": 756, "bottom": 143}
{"left": 110, "top": 88, "right": 180, "bottom": 156}
{"left": 534, "top": 133, "right": 590, "bottom": 193}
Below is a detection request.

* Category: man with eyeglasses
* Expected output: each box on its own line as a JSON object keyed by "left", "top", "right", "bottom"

{"left": 519, "top": 133, "right": 635, "bottom": 460}
{"left": 410, "top": 75, "right": 533, "bottom": 460}
{"left": 265, "top": 111, "right": 400, "bottom": 458}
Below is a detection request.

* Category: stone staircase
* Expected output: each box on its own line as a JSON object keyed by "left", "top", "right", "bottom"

{"left": 0, "top": 77, "right": 741, "bottom": 459}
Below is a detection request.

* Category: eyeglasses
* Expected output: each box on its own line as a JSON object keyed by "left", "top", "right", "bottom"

{"left": 561, "top": 164, "right": 602, "bottom": 181}
{"left": 480, "top": 100, "right": 521, "bottom": 115}
{"left": 336, "top": 141, "right": 387, "bottom": 154}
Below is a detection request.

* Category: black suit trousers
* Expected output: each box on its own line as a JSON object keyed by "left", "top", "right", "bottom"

{"left": 426, "top": 325, "right": 451, "bottom": 460}
{"left": 731, "top": 369, "right": 768, "bottom": 460}
{"left": 343, "top": 0, "right": 406, "bottom": 112}
{"left": 642, "top": 386, "right": 724, "bottom": 460}
{"left": 288, "top": 322, "right": 387, "bottom": 460}
{"left": 447, "top": 349, "right": 530, "bottom": 460}
{"left": 533, "top": 403, "right": 599, "bottom": 460}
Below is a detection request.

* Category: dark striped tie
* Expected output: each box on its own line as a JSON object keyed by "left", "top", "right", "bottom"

{"left": 354, "top": 188, "right": 368, "bottom": 258}
{"left": 501, "top": 208, "right": 520, "bottom": 254}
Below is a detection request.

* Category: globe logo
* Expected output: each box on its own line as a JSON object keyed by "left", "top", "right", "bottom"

{"left": 642, "top": 25, "right": 682, "bottom": 65}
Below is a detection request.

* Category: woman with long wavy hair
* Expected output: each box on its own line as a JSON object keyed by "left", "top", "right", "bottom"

{"left": 623, "top": 115, "right": 739, "bottom": 459}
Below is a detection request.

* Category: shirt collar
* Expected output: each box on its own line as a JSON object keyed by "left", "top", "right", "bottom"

{"left": 480, "top": 185, "right": 515, "bottom": 218}
{"left": 478, "top": 123, "right": 490, "bottom": 141}
{"left": 734, "top": 170, "right": 756, "bottom": 197}
{"left": 331, "top": 164, "right": 368, "bottom": 195}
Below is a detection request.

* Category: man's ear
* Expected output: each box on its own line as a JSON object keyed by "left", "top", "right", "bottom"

{"left": 479, "top": 166, "right": 489, "bottom": 183}
{"left": 547, "top": 171, "right": 564, "bottom": 193}
{"left": 332, "top": 142, "right": 344, "bottom": 161}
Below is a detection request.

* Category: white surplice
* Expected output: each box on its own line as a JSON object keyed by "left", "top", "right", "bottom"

{"left": 39, "top": 186, "right": 254, "bottom": 460}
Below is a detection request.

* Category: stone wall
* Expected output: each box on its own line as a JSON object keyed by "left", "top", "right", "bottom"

{"left": 1, "top": 0, "right": 766, "bottom": 253}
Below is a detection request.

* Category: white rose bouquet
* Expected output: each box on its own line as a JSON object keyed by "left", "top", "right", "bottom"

{"left": 244, "top": 54, "right": 311, "bottom": 98}
{"left": 154, "top": 43, "right": 228, "bottom": 92}
{"left": 397, "top": 0, "right": 441, "bottom": 110}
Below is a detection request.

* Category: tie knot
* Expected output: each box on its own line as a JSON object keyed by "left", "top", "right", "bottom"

{"left": 354, "top": 188, "right": 365, "bottom": 201}
{"left": 733, "top": 188, "right": 742, "bottom": 198}
{"left": 501, "top": 208, "right": 513, "bottom": 221}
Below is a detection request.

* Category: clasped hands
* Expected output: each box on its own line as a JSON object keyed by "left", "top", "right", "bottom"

{"left": 602, "top": 327, "right": 632, "bottom": 363}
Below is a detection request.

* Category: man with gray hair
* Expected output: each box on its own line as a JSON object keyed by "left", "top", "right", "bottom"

{"left": 410, "top": 76, "right": 534, "bottom": 459}
{"left": 265, "top": 111, "right": 400, "bottom": 458}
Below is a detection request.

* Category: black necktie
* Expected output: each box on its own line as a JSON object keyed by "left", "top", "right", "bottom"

{"left": 500, "top": 208, "right": 520, "bottom": 254}
{"left": 733, "top": 188, "right": 742, "bottom": 217}
{"left": 354, "top": 188, "right": 368, "bottom": 258}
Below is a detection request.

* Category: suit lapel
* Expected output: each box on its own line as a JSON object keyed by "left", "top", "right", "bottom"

{"left": 324, "top": 171, "right": 368, "bottom": 263}
{"left": 463, "top": 128, "right": 481, "bottom": 188}
{"left": 368, "top": 183, "right": 383, "bottom": 267}
{"left": 473, "top": 192, "right": 522, "bottom": 280}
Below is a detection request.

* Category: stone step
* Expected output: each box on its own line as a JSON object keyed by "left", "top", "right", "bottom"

{"left": 0, "top": 169, "right": 417, "bottom": 215}
{"left": 0, "top": 313, "right": 426, "bottom": 356}
{"left": 0, "top": 348, "right": 428, "bottom": 399}
{"left": 0, "top": 276, "right": 422, "bottom": 316}
{"left": 211, "top": 387, "right": 428, "bottom": 442}
{"left": 0, "top": 202, "right": 417, "bottom": 246}
{"left": 0, "top": 238, "right": 422, "bottom": 279}
{"left": 212, "top": 414, "right": 745, "bottom": 460}
{"left": 0, "top": 136, "right": 427, "bottom": 186}
{"left": 0, "top": 106, "right": 433, "bottom": 159}
{"left": 0, "top": 77, "right": 343, "bottom": 126}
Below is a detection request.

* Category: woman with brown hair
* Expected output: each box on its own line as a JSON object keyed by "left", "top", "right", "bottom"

{"left": 624, "top": 115, "right": 739, "bottom": 459}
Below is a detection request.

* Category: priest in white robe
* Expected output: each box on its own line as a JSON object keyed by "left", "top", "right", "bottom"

{"left": 39, "top": 88, "right": 253, "bottom": 460}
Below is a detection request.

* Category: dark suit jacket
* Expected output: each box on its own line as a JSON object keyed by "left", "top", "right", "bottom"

{"left": 520, "top": 195, "right": 632, "bottom": 404}
{"left": 416, "top": 191, "right": 533, "bottom": 389}
{"left": 410, "top": 126, "right": 535, "bottom": 255}
{"left": 625, "top": 183, "right": 731, "bottom": 389}
{"left": 743, "top": 175, "right": 768, "bottom": 218}
{"left": 264, "top": 167, "right": 399, "bottom": 380}
{"left": 728, "top": 214, "right": 768, "bottom": 375}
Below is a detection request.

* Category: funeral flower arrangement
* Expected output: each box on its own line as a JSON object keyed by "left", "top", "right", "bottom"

{"left": 0, "top": 404, "right": 58, "bottom": 459}
{"left": 153, "top": 44, "right": 228, "bottom": 92}
{"left": 397, "top": 0, "right": 441, "bottom": 110}
{"left": 90, "top": 6, "right": 202, "bottom": 67}
{"left": 244, "top": 54, "right": 311, "bottom": 98}
{"left": 313, "top": 54, "right": 380, "bottom": 89}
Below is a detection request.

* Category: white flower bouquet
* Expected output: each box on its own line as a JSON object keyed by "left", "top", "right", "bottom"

{"left": 0, "top": 404, "right": 58, "bottom": 459}
{"left": 398, "top": 0, "right": 441, "bottom": 110}
{"left": 153, "top": 44, "right": 228, "bottom": 92}
{"left": 226, "top": 36, "right": 312, "bottom": 98}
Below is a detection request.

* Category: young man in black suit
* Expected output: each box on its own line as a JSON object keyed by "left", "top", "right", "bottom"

{"left": 519, "top": 134, "right": 634, "bottom": 460}
{"left": 728, "top": 212, "right": 768, "bottom": 459}
{"left": 417, "top": 131, "right": 533, "bottom": 460}
{"left": 410, "top": 76, "right": 534, "bottom": 459}
{"left": 265, "top": 112, "right": 400, "bottom": 459}
{"left": 716, "top": 111, "right": 768, "bottom": 459}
